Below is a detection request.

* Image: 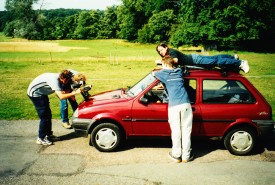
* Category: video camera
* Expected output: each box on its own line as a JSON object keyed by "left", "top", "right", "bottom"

{"left": 71, "top": 80, "right": 85, "bottom": 89}
{"left": 71, "top": 80, "right": 92, "bottom": 100}
{"left": 71, "top": 81, "right": 92, "bottom": 91}
{"left": 81, "top": 84, "right": 92, "bottom": 92}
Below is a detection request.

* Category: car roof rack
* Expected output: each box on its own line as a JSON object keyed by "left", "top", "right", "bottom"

{"left": 184, "top": 65, "right": 240, "bottom": 77}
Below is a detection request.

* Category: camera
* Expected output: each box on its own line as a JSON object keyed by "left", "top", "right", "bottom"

{"left": 71, "top": 80, "right": 85, "bottom": 89}
{"left": 80, "top": 85, "right": 92, "bottom": 100}
{"left": 70, "top": 80, "right": 92, "bottom": 100}
{"left": 81, "top": 84, "right": 92, "bottom": 92}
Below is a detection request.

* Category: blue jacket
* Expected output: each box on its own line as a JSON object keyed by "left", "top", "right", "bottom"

{"left": 154, "top": 68, "right": 190, "bottom": 107}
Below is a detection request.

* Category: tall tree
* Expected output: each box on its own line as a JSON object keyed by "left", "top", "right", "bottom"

{"left": 4, "top": 0, "right": 40, "bottom": 39}
{"left": 138, "top": 9, "right": 176, "bottom": 43}
{"left": 171, "top": 0, "right": 274, "bottom": 50}
{"left": 118, "top": 0, "right": 178, "bottom": 41}
{"left": 97, "top": 6, "right": 118, "bottom": 39}
{"left": 116, "top": 5, "right": 137, "bottom": 40}
{"left": 73, "top": 10, "right": 101, "bottom": 39}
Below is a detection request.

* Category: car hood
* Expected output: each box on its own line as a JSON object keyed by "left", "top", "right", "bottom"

{"left": 79, "top": 89, "right": 129, "bottom": 107}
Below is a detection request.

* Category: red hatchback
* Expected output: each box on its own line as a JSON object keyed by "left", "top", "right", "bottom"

{"left": 72, "top": 69, "right": 274, "bottom": 155}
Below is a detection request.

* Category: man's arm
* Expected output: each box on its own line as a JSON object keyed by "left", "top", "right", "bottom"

{"left": 55, "top": 88, "right": 81, "bottom": 100}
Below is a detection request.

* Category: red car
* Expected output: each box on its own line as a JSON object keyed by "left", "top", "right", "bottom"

{"left": 72, "top": 69, "right": 274, "bottom": 155}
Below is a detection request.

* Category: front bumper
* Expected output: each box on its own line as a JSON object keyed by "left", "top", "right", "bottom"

{"left": 71, "top": 117, "right": 95, "bottom": 137}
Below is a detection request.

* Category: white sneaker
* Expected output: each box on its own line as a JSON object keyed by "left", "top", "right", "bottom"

{"left": 36, "top": 136, "right": 53, "bottom": 145}
{"left": 240, "top": 60, "right": 249, "bottom": 73}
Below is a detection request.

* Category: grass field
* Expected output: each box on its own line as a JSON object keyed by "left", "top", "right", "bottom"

{"left": 0, "top": 33, "right": 274, "bottom": 120}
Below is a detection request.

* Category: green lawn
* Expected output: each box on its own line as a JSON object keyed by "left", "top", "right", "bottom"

{"left": 0, "top": 34, "right": 274, "bottom": 120}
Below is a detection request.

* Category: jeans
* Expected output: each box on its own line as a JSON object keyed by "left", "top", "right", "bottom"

{"left": 168, "top": 103, "right": 193, "bottom": 160}
{"left": 60, "top": 98, "right": 78, "bottom": 123}
{"left": 28, "top": 95, "right": 52, "bottom": 139}
{"left": 191, "top": 54, "right": 241, "bottom": 69}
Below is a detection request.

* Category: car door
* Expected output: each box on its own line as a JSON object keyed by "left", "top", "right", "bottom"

{"left": 199, "top": 78, "right": 257, "bottom": 136}
{"left": 131, "top": 84, "right": 170, "bottom": 136}
{"left": 131, "top": 79, "right": 201, "bottom": 136}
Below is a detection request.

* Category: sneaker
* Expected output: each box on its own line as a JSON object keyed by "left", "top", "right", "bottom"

{"left": 168, "top": 152, "right": 182, "bottom": 163}
{"left": 234, "top": 54, "right": 239, "bottom": 60}
{"left": 182, "top": 152, "right": 194, "bottom": 163}
{"left": 36, "top": 136, "right": 52, "bottom": 145}
{"left": 62, "top": 122, "right": 72, "bottom": 129}
{"left": 240, "top": 60, "right": 250, "bottom": 73}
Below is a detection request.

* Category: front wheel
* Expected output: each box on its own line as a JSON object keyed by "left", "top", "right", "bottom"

{"left": 224, "top": 127, "right": 256, "bottom": 155}
{"left": 91, "top": 123, "right": 122, "bottom": 152}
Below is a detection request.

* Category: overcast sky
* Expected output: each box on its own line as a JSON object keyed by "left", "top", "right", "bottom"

{"left": 0, "top": 0, "right": 122, "bottom": 11}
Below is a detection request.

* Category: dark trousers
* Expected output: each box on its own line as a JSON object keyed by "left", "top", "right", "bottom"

{"left": 28, "top": 95, "right": 52, "bottom": 139}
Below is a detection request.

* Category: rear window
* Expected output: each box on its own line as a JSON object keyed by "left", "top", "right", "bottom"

{"left": 202, "top": 79, "right": 256, "bottom": 104}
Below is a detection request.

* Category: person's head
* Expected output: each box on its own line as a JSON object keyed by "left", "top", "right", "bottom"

{"left": 73, "top": 73, "right": 86, "bottom": 85}
{"left": 161, "top": 56, "right": 175, "bottom": 68}
{"left": 74, "top": 73, "right": 86, "bottom": 82}
{"left": 156, "top": 42, "right": 169, "bottom": 57}
{"left": 59, "top": 69, "right": 73, "bottom": 85}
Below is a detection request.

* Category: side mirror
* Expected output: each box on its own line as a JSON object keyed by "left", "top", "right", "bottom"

{"left": 140, "top": 97, "right": 148, "bottom": 105}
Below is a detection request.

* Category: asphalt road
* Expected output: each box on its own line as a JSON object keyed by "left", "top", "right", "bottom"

{"left": 0, "top": 120, "right": 275, "bottom": 185}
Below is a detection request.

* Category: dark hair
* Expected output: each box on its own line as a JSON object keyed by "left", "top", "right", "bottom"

{"left": 156, "top": 42, "right": 169, "bottom": 57}
{"left": 59, "top": 69, "right": 73, "bottom": 80}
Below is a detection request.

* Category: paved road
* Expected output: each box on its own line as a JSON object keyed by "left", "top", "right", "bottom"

{"left": 0, "top": 120, "right": 275, "bottom": 185}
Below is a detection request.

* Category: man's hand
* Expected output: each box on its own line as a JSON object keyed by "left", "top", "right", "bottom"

{"left": 74, "top": 88, "right": 81, "bottom": 95}
{"left": 155, "top": 59, "right": 162, "bottom": 65}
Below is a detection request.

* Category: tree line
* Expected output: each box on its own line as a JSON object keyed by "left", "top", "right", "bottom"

{"left": 1, "top": 0, "right": 274, "bottom": 51}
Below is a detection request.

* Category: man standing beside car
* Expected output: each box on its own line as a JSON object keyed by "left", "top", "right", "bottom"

{"left": 27, "top": 69, "right": 82, "bottom": 145}
{"left": 152, "top": 56, "right": 194, "bottom": 163}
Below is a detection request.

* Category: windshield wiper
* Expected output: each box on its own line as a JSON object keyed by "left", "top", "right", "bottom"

{"left": 126, "top": 90, "right": 134, "bottom": 96}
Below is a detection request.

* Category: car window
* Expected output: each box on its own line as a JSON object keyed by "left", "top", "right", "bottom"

{"left": 126, "top": 73, "right": 156, "bottom": 97}
{"left": 144, "top": 82, "right": 168, "bottom": 104}
{"left": 203, "top": 79, "right": 256, "bottom": 104}
{"left": 144, "top": 79, "right": 197, "bottom": 104}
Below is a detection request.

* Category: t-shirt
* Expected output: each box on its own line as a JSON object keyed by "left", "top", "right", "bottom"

{"left": 154, "top": 68, "right": 190, "bottom": 107}
{"left": 27, "top": 73, "right": 61, "bottom": 97}
{"left": 169, "top": 48, "right": 194, "bottom": 66}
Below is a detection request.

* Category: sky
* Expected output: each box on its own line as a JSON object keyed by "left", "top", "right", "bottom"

{"left": 0, "top": 0, "right": 122, "bottom": 11}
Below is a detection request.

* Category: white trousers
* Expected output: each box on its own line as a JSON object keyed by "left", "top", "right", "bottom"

{"left": 168, "top": 103, "right": 193, "bottom": 160}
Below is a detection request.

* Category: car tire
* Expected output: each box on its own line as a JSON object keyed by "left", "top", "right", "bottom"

{"left": 224, "top": 127, "right": 256, "bottom": 155}
{"left": 91, "top": 123, "right": 121, "bottom": 152}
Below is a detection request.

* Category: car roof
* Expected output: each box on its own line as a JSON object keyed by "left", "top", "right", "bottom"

{"left": 186, "top": 69, "right": 244, "bottom": 78}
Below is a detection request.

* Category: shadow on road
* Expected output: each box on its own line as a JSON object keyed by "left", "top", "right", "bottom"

{"left": 56, "top": 131, "right": 83, "bottom": 141}
{"left": 118, "top": 134, "right": 275, "bottom": 158}
{"left": 120, "top": 136, "right": 226, "bottom": 156}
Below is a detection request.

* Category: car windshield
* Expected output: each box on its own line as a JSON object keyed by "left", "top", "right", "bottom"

{"left": 126, "top": 72, "right": 156, "bottom": 97}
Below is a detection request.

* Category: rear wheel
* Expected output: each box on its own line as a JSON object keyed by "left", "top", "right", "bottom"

{"left": 91, "top": 123, "right": 122, "bottom": 152}
{"left": 224, "top": 127, "right": 256, "bottom": 155}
